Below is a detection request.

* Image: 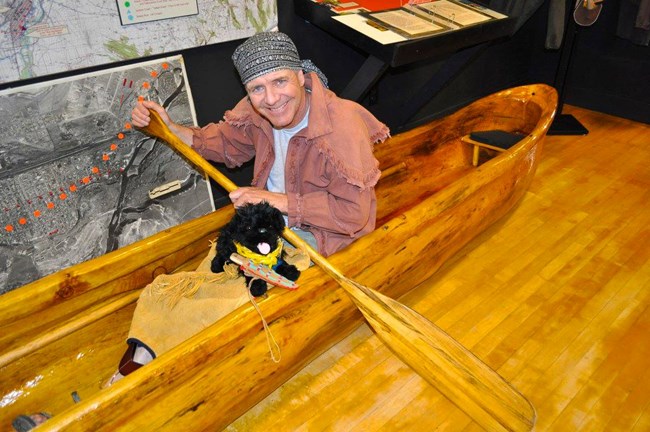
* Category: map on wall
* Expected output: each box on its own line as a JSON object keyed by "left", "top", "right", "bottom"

{"left": 0, "top": 55, "right": 214, "bottom": 294}
{"left": 0, "top": 0, "right": 277, "bottom": 84}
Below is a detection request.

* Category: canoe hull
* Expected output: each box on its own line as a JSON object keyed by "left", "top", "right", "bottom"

{"left": 0, "top": 85, "right": 556, "bottom": 431}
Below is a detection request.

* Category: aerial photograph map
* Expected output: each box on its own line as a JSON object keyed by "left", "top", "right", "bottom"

{"left": 0, "top": 56, "right": 214, "bottom": 294}
{"left": 0, "top": 0, "right": 277, "bottom": 83}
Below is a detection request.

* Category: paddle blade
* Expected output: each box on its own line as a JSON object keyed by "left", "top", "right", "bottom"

{"left": 340, "top": 279, "right": 535, "bottom": 432}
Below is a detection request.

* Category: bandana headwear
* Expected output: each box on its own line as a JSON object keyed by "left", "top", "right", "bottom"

{"left": 232, "top": 31, "right": 329, "bottom": 88}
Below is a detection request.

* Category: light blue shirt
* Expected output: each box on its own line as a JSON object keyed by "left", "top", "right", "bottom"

{"left": 266, "top": 108, "right": 310, "bottom": 194}
{"left": 266, "top": 108, "right": 315, "bottom": 251}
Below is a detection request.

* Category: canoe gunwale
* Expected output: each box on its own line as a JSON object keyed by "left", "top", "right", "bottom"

{"left": 0, "top": 209, "right": 234, "bottom": 332}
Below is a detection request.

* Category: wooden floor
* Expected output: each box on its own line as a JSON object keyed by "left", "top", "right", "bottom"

{"left": 226, "top": 105, "right": 650, "bottom": 432}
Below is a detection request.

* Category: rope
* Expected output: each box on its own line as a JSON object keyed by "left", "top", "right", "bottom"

{"left": 246, "top": 278, "right": 281, "bottom": 363}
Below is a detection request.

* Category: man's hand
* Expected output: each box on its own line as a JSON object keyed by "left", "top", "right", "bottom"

{"left": 229, "top": 187, "right": 288, "bottom": 213}
{"left": 131, "top": 100, "right": 170, "bottom": 128}
{"left": 131, "top": 100, "right": 194, "bottom": 146}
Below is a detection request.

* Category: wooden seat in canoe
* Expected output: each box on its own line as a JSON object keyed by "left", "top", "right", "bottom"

{"left": 462, "top": 129, "right": 527, "bottom": 166}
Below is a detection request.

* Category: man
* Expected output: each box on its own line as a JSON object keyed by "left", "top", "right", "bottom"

{"left": 132, "top": 31, "right": 389, "bottom": 256}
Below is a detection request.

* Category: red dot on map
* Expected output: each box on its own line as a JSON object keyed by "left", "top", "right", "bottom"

{"left": 33, "top": 210, "right": 41, "bottom": 217}
{"left": 5, "top": 225, "right": 13, "bottom": 232}
{"left": 92, "top": 167, "right": 99, "bottom": 174}
{"left": 47, "top": 202, "right": 55, "bottom": 209}
{"left": 142, "top": 82, "right": 150, "bottom": 89}
{"left": 103, "top": 154, "right": 110, "bottom": 161}
{"left": 59, "top": 193, "right": 67, "bottom": 200}
{"left": 110, "top": 143, "right": 118, "bottom": 151}
{"left": 162, "top": 63, "right": 169, "bottom": 70}
{"left": 124, "top": 122, "right": 132, "bottom": 129}
{"left": 117, "top": 133, "right": 125, "bottom": 140}
{"left": 150, "top": 71, "right": 158, "bottom": 78}
{"left": 70, "top": 184, "right": 77, "bottom": 192}
{"left": 138, "top": 96, "right": 144, "bottom": 102}
{"left": 19, "top": 218, "right": 27, "bottom": 225}
{"left": 82, "top": 177, "right": 90, "bottom": 184}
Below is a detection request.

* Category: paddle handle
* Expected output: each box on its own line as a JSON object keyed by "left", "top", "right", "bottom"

{"left": 147, "top": 111, "right": 238, "bottom": 193}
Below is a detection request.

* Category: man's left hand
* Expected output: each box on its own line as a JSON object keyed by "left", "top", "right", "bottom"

{"left": 229, "top": 187, "right": 288, "bottom": 213}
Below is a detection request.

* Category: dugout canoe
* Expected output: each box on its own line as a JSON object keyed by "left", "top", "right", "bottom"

{"left": 0, "top": 84, "right": 557, "bottom": 431}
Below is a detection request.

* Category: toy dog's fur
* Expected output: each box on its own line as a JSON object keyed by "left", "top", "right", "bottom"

{"left": 211, "top": 202, "right": 300, "bottom": 297}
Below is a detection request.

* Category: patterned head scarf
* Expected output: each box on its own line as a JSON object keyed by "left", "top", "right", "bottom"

{"left": 232, "top": 31, "right": 328, "bottom": 88}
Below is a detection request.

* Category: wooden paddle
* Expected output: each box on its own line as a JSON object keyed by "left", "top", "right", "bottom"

{"left": 140, "top": 109, "right": 536, "bottom": 432}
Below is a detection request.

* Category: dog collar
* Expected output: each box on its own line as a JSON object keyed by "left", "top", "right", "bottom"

{"left": 234, "top": 241, "right": 283, "bottom": 268}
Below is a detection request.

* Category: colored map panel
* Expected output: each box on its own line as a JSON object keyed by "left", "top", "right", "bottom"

{"left": 0, "top": 56, "right": 214, "bottom": 294}
{"left": 117, "top": 0, "right": 199, "bottom": 25}
{"left": 0, "top": 0, "right": 277, "bottom": 84}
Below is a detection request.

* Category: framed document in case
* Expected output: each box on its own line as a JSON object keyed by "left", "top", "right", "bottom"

{"left": 414, "top": 0, "right": 493, "bottom": 27}
{"left": 364, "top": 8, "right": 450, "bottom": 39}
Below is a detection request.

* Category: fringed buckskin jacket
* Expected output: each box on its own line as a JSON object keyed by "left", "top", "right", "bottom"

{"left": 191, "top": 73, "right": 390, "bottom": 256}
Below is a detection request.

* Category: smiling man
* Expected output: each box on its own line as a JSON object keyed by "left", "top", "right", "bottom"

{"left": 245, "top": 69, "right": 307, "bottom": 129}
{"left": 131, "top": 31, "right": 389, "bottom": 256}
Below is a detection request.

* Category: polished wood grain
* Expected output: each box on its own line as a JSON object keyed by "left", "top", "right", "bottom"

{"left": 228, "top": 105, "right": 650, "bottom": 431}
{"left": 0, "top": 85, "right": 553, "bottom": 431}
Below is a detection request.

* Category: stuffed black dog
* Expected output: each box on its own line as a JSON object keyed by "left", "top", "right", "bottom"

{"left": 211, "top": 202, "right": 300, "bottom": 297}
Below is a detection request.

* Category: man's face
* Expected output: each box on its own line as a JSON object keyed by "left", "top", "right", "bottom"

{"left": 245, "top": 69, "right": 306, "bottom": 129}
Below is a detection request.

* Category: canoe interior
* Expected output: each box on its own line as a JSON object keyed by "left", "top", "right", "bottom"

{"left": 0, "top": 84, "right": 556, "bottom": 430}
